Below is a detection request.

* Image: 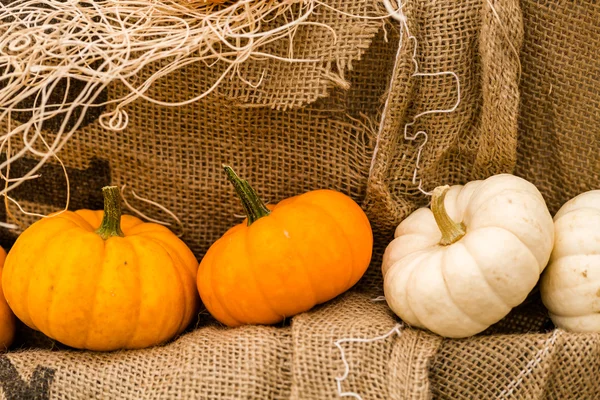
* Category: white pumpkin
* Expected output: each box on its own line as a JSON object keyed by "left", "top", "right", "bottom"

{"left": 540, "top": 190, "right": 600, "bottom": 332}
{"left": 382, "top": 174, "right": 554, "bottom": 338}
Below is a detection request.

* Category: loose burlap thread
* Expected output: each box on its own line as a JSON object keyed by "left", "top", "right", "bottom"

{"left": 2, "top": 0, "right": 600, "bottom": 398}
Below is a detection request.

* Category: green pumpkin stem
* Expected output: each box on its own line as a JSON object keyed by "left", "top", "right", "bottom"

{"left": 223, "top": 165, "right": 270, "bottom": 226}
{"left": 95, "top": 186, "right": 125, "bottom": 240}
{"left": 431, "top": 185, "right": 466, "bottom": 246}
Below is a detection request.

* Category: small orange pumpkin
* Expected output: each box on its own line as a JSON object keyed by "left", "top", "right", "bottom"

{"left": 0, "top": 247, "right": 15, "bottom": 351}
{"left": 2, "top": 186, "right": 199, "bottom": 351}
{"left": 197, "top": 166, "right": 373, "bottom": 327}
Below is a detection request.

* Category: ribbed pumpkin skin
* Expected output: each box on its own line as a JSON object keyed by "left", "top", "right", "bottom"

{"left": 2, "top": 210, "right": 199, "bottom": 351}
{"left": 382, "top": 174, "right": 555, "bottom": 338}
{"left": 197, "top": 189, "right": 373, "bottom": 327}
{"left": 0, "top": 248, "right": 15, "bottom": 350}
{"left": 541, "top": 190, "right": 600, "bottom": 332}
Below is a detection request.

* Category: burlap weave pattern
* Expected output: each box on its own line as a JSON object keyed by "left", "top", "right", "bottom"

{"left": 3, "top": 325, "right": 293, "bottom": 399}
{"left": 362, "top": 0, "right": 523, "bottom": 293}
{"left": 0, "top": 295, "right": 597, "bottom": 399}
{"left": 290, "top": 293, "right": 398, "bottom": 399}
{"left": 0, "top": 10, "right": 397, "bottom": 263}
{"left": 2, "top": 0, "right": 600, "bottom": 398}
{"left": 515, "top": 0, "right": 600, "bottom": 214}
{"left": 212, "top": 0, "right": 386, "bottom": 109}
{"left": 365, "top": 0, "right": 523, "bottom": 234}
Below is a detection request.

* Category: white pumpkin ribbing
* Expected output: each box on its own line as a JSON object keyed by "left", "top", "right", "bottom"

{"left": 382, "top": 174, "right": 554, "bottom": 338}
{"left": 541, "top": 190, "right": 600, "bottom": 332}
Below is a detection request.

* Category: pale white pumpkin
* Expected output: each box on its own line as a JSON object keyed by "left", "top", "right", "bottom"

{"left": 540, "top": 190, "right": 600, "bottom": 332}
{"left": 382, "top": 174, "right": 554, "bottom": 338}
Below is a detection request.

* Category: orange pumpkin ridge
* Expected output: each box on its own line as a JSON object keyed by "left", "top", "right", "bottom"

{"left": 0, "top": 247, "right": 15, "bottom": 351}
{"left": 196, "top": 165, "right": 373, "bottom": 327}
{"left": 2, "top": 186, "right": 199, "bottom": 352}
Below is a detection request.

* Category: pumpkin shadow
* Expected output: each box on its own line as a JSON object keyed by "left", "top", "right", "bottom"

{"left": 481, "top": 285, "right": 554, "bottom": 336}
{"left": 10, "top": 321, "right": 66, "bottom": 352}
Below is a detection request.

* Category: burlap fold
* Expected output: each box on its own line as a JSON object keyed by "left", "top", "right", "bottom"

{"left": 2, "top": 293, "right": 598, "bottom": 400}
{"left": 2, "top": 0, "right": 600, "bottom": 398}
{"left": 2, "top": 325, "right": 293, "bottom": 399}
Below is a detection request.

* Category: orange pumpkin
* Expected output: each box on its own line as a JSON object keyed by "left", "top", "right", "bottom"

{"left": 2, "top": 186, "right": 199, "bottom": 351}
{"left": 197, "top": 166, "right": 373, "bottom": 327}
{"left": 0, "top": 247, "right": 15, "bottom": 351}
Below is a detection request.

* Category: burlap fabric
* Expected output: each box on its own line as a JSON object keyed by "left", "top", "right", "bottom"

{"left": 1, "top": 0, "right": 599, "bottom": 398}
{"left": 515, "top": 1, "right": 600, "bottom": 214}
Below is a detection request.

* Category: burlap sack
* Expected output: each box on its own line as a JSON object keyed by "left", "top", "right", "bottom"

{"left": 0, "top": 0, "right": 395, "bottom": 262}
{"left": 3, "top": 293, "right": 597, "bottom": 399}
{"left": 1, "top": 0, "right": 599, "bottom": 398}
{"left": 211, "top": 0, "right": 385, "bottom": 109}
{"left": 515, "top": 1, "right": 600, "bottom": 214}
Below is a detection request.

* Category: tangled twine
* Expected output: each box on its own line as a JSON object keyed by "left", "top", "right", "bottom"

{"left": 0, "top": 0, "right": 391, "bottom": 220}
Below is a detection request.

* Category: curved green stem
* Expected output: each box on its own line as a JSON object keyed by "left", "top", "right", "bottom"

{"left": 223, "top": 165, "right": 270, "bottom": 226}
{"left": 95, "top": 186, "right": 125, "bottom": 240}
{"left": 431, "top": 185, "right": 466, "bottom": 246}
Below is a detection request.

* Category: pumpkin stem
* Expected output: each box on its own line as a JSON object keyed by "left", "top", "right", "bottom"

{"left": 431, "top": 185, "right": 466, "bottom": 245}
{"left": 223, "top": 165, "right": 271, "bottom": 226}
{"left": 95, "top": 186, "right": 125, "bottom": 240}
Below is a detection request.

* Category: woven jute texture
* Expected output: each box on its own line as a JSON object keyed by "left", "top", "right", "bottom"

{"left": 515, "top": 1, "right": 600, "bottom": 214}
{"left": 0, "top": 0, "right": 395, "bottom": 271}
{"left": 2, "top": 0, "right": 599, "bottom": 398}
{"left": 364, "top": 0, "right": 523, "bottom": 231}
{"left": 4, "top": 293, "right": 598, "bottom": 399}
{"left": 210, "top": 0, "right": 384, "bottom": 109}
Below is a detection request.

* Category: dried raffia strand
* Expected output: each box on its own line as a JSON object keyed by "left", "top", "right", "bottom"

{"left": 120, "top": 184, "right": 186, "bottom": 237}
{"left": 0, "top": 113, "right": 70, "bottom": 225}
{"left": 372, "top": 0, "right": 461, "bottom": 198}
{"left": 498, "top": 330, "right": 560, "bottom": 398}
{"left": 1, "top": 125, "right": 21, "bottom": 231}
{"left": 334, "top": 324, "right": 403, "bottom": 400}
{"left": 0, "top": 0, "right": 395, "bottom": 219}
